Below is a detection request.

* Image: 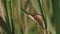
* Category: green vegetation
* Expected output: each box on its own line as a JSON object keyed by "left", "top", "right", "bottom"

{"left": 1, "top": 0, "right": 60, "bottom": 34}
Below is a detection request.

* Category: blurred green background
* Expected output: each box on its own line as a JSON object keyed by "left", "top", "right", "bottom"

{"left": 0, "top": 0, "right": 60, "bottom": 34}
